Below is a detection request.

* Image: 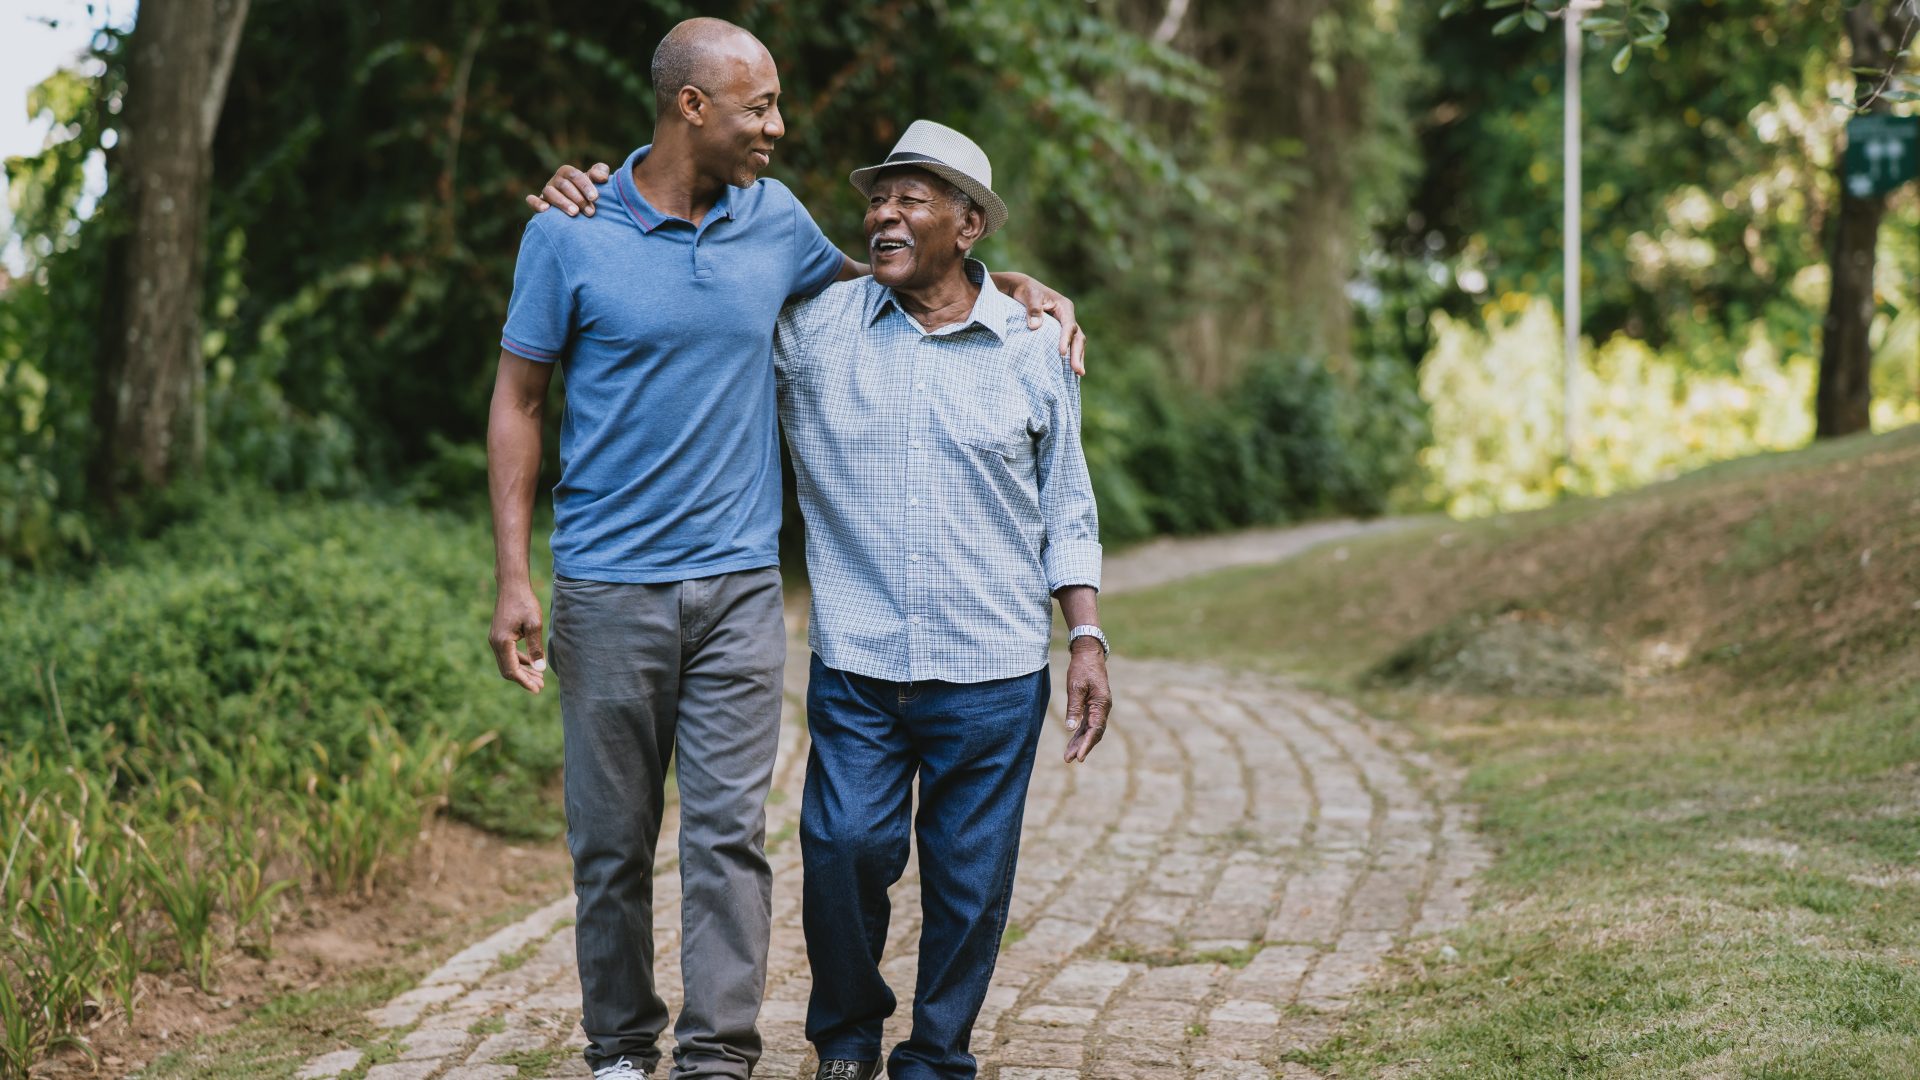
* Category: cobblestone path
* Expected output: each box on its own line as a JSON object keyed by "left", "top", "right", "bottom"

{"left": 298, "top": 528, "right": 1486, "bottom": 1080}
{"left": 1095, "top": 518, "right": 1424, "bottom": 595}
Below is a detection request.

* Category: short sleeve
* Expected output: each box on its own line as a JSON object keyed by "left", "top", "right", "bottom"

{"left": 500, "top": 221, "right": 573, "bottom": 363}
{"left": 788, "top": 189, "right": 845, "bottom": 303}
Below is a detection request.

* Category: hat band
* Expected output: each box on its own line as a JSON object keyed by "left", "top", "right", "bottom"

{"left": 885, "top": 151, "right": 952, "bottom": 167}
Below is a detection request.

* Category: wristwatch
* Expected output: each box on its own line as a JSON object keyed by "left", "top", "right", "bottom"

{"left": 1067, "top": 624, "right": 1109, "bottom": 657}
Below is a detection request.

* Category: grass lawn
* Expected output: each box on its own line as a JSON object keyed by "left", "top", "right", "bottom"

{"left": 1102, "top": 426, "right": 1920, "bottom": 1077}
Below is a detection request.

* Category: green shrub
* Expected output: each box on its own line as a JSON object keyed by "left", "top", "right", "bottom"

{"left": 0, "top": 496, "right": 555, "bottom": 1076}
{"left": 1081, "top": 347, "right": 1428, "bottom": 543}
{"left": 2, "top": 495, "right": 562, "bottom": 834}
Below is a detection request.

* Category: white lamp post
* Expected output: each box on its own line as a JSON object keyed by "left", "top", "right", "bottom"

{"left": 1564, "top": 0, "right": 1601, "bottom": 467}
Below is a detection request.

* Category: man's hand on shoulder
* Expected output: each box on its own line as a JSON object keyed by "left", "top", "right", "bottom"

{"left": 1063, "top": 638, "right": 1111, "bottom": 763}
{"left": 526, "top": 162, "right": 611, "bottom": 217}
{"left": 994, "top": 271, "right": 1086, "bottom": 377}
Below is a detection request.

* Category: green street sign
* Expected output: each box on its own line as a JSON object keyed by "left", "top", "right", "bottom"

{"left": 1845, "top": 114, "right": 1920, "bottom": 198}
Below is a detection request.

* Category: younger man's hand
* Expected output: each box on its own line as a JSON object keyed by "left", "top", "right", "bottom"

{"left": 999, "top": 273, "right": 1086, "bottom": 376}
{"left": 489, "top": 584, "right": 548, "bottom": 693}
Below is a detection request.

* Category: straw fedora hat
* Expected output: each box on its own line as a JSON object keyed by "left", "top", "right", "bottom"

{"left": 848, "top": 120, "right": 1009, "bottom": 237}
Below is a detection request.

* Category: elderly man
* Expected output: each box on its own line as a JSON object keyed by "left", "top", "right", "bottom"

{"left": 773, "top": 121, "right": 1114, "bottom": 1080}
{"left": 495, "top": 20, "right": 1084, "bottom": 1080}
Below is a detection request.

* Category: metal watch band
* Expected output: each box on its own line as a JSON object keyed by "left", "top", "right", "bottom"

{"left": 1068, "top": 624, "right": 1109, "bottom": 656}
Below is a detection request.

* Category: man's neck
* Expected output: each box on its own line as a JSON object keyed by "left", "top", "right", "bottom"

{"left": 894, "top": 268, "right": 980, "bottom": 332}
{"left": 631, "top": 132, "right": 725, "bottom": 226}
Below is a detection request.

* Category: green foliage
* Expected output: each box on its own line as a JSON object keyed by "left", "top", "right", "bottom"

{"left": 0, "top": 44, "right": 121, "bottom": 571}
{"left": 1082, "top": 347, "right": 1427, "bottom": 542}
{"left": 1448, "top": 0, "right": 1670, "bottom": 62}
{"left": 298, "top": 725, "right": 464, "bottom": 898}
{"left": 1420, "top": 299, "right": 1814, "bottom": 516}
{"left": 1, "top": 496, "right": 563, "bottom": 831}
{"left": 0, "top": 496, "right": 559, "bottom": 1075}
{"left": 0, "top": 724, "right": 464, "bottom": 1077}
{"left": 1408, "top": 1, "right": 1842, "bottom": 350}
{"left": 0, "top": 0, "right": 1424, "bottom": 573}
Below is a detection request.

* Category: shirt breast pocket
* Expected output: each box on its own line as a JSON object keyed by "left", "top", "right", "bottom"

{"left": 949, "top": 385, "right": 1034, "bottom": 463}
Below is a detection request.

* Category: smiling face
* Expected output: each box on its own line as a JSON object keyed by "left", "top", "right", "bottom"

{"left": 683, "top": 39, "right": 785, "bottom": 188}
{"left": 863, "top": 167, "right": 985, "bottom": 292}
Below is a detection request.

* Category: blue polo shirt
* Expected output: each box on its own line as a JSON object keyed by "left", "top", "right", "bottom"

{"left": 501, "top": 145, "right": 845, "bottom": 583}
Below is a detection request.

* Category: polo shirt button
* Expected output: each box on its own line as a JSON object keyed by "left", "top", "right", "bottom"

{"left": 908, "top": 498, "right": 919, "bottom": 507}
{"left": 915, "top": 382, "right": 926, "bottom": 391}
{"left": 910, "top": 615, "right": 922, "bottom": 624}
{"left": 910, "top": 554, "right": 921, "bottom": 562}
{"left": 910, "top": 439, "right": 922, "bottom": 449}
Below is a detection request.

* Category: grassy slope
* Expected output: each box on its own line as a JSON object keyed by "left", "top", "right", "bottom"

{"left": 1102, "top": 426, "right": 1920, "bottom": 1078}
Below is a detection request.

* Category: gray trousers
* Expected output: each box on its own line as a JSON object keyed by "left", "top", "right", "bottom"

{"left": 548, "top": 567, "right": 786, "bottom": 1079}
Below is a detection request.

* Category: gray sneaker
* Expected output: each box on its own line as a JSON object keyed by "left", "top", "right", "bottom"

{"left": 593, "top": 1057, "right": 646, "bottom": 1079}
{"left": 813, "top": 1061, "right": 880, "bottom": 1080}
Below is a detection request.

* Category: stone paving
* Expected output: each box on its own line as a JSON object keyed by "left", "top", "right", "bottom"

{"left": 1094, "top": 518, "right": 1425, "bottom": 595}
{"left": 297, "top": 526, "right": 1488, "bottom": 1079}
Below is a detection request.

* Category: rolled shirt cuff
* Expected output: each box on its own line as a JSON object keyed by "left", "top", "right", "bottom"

{"left": 1044, "top": 539, "right": 1103, "bottom": 594}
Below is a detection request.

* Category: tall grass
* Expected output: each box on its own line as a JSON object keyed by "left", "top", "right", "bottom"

{"left": 0, "top": 496, "right": 557, "bottom": 1078}
{"left": 0, "top": 726, "right": 468, "bottom": 1077}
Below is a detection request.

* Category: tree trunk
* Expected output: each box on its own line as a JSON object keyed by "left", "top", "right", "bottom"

{"left": 1819, "top": 4, "right": 1908, "bottom": 439}
{"left": 93, "top": 0, "right": 250, "bottom": 496}
{"left": 1820, "top": 188, "right": 1882, "bottom": 438}
{"left": 1115, "top": 0, "right": 1372, "bottom": 384}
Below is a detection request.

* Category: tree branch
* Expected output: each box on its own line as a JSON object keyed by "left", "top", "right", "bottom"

{"left": 1153, "top": 0, "right": 1193, "bottom": 45}
{"left": 200, "top": 0, "right": 251, "bottom": 149}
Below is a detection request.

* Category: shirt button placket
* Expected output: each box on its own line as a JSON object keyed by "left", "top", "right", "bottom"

{"left": 907, "top": 335, "right": 932, "bottom": 680}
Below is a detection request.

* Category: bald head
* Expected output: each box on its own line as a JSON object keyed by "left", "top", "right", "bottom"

{"left": 651, "top": 18, "right": 771, "bottom": 120}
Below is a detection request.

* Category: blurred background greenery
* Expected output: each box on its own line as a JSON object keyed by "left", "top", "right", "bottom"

{"left": 6, "top": 1, "right": 1919, "bottom": 568}
{"left": 4, "top": 0, "right": 1920, "bottom": 1073}
{"left": 8, "top": 0, "right": 1920, "bottom": 557}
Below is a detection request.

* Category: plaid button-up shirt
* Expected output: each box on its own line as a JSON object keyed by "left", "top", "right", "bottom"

{"left": 773, "top": 262, "right": 1102, "bottom": 683}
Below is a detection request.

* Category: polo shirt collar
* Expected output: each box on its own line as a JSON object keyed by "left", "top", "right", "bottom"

{"left": 612, "top": 144, "right": 736, "bottom": 234}
{"left": 867, "top": 259, "right": 1009, "bottom": 342}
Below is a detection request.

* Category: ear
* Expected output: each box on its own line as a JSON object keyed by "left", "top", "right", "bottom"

{"left": 678, "top": 85, "right": 707, "bottom": 127}
{"left": 956, "top": 205, "right": 986, "bottom": 253}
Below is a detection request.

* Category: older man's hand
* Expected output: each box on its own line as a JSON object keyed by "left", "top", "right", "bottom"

{"left": 1062, "top": 639, "right": 1112, "bottom": 763}
{"left": 527, "top": 162, "right": 611, "bottom": 217}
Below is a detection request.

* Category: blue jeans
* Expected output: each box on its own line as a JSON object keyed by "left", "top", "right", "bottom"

{"left": 800, "top": 655, "right": 1049, "bottom": 1079}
